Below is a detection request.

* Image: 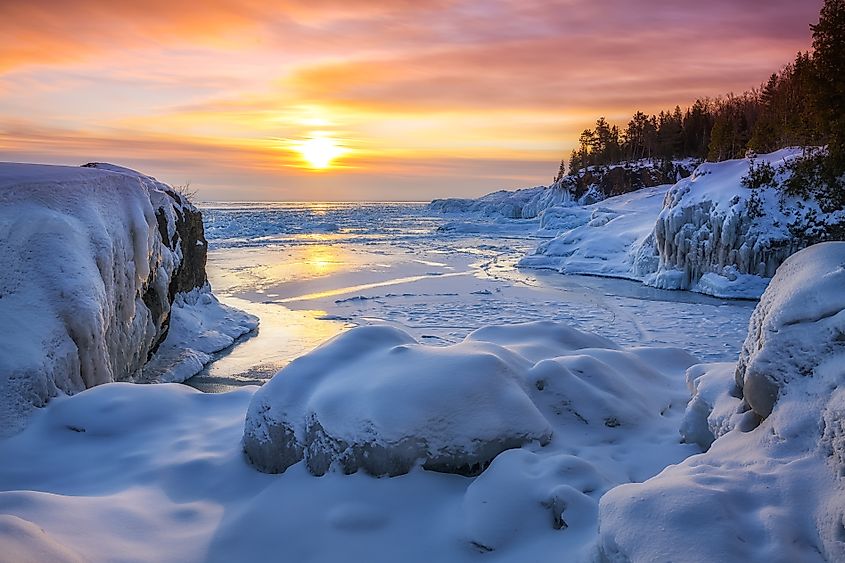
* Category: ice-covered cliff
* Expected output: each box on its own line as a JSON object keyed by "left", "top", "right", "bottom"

{"left": 518, "top": 149, "right": 844, "bottom": 298}
{"left": 428, "top": 184, "right": 572, "bottom": 219}
{"left": 598, "top": 242, "right": 845, "bottom": 562}
{"left": 645, "top": 148, "right": 844, "bottom": 297}
{"left": 0, "top": 162, "right": 257, "bottom": 434}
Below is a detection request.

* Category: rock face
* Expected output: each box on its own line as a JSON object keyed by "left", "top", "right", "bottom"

{"left": 557, "top": 159, "right": 695, "bottom": 204}
{"left": 0, "top": 162, "right": 253, "bottom": 435}
{"left": 598, "top": 242, "right": 845, "bottom": 562}
{"left": 243, "top": 325, "right": 554, "bottom": 477}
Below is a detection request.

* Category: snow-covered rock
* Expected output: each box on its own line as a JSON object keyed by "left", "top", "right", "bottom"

{"left": 735, "top": 241, "right": 845, "bottom": 418}
{"left": 598, "top": 242, "right": 845, "bottom": 562}
{"left": 519, "top": 185, "right": 668, "bottom": 279}
{"left": 428, "top": 185, "right": 571, "bottom": 219}
{"left": 646, "top": 148, "right": 843, "bottom": 298}
{"left": 0, "top": 162, "right": 256, "bottom": 435}
{"left": 244, "top": 321, "right": 699, "bottom": 482}
{"left": 243, "top": 324, "right": 554, "bottom": 477}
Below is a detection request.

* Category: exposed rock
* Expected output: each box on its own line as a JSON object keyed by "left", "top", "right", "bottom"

{"left": 556, "top": 159, "right": 695, "bottom": 205}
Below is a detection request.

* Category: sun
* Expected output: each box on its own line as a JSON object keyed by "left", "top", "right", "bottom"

{"left": 295, "top": 134, "right": 346, "bottom": 170}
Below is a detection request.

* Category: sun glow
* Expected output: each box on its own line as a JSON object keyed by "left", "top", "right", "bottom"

{"left": 294, "top": 133, "right": 347, "bottom": 170}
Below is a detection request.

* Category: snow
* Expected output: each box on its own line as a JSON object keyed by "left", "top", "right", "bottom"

{"left": 0, "top": 318, "right": 701, "bottom": 561}
{"left": 428, "top": 185, "right": 572, "bottom": 219}
{"left": 645, "top": 148, "right": 838, "bottom": 298}
{"left": 597, "top": 242, "right": 845, "bottom": 562}
{"left": 0, "top": 162, "right": 256, "bottom": 435}
{"left": 3, "top": 180, "right": 838, "bottom": 561}
{"left": 519, "top": 185, "right": 668, "bottom": 280}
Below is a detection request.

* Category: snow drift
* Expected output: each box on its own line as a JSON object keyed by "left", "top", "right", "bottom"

{"left": 244, "top": 321, "right": 699, "bottom": 483}
{"left": 598, "top": 242, "right": 845, "bottom": 562}
{"left": 0, "top": 162, "right": 256, "bottom": 435}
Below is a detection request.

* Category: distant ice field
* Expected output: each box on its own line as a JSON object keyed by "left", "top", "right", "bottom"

{"left": 190, "top": 202, "right": 754, "bottom": 391}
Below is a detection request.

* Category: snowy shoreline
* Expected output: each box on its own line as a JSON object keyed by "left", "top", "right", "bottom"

{"left": 0, "top": 161, "right": 842, "bottom": 562}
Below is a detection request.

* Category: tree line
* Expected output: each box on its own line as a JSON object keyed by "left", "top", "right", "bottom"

{"left": 558, "top": 0, "right": 844, "bottom": 210}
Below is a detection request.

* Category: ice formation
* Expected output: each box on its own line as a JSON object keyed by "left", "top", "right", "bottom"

{"left": 0, "top": 162, "right": 256, "bottom": 435}
{"left": 598, "top": 242, "right": 845, "bottom": 562}
{"left": 428, "top": 184, "right": 572, "bottom": 219}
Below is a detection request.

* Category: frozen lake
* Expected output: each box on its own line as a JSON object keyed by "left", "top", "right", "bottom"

{"left": 188, "top": 202, "right": 755, "bottom": 391}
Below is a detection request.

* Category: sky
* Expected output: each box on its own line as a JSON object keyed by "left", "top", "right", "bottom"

{"left": 0, "top": 0, "right": 824, "bottom": 201}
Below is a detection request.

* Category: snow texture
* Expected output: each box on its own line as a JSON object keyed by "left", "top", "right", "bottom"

{"left": 0, "top": 317, "right": 701, "bottom": 561}
{"left": 243, "top": 324, "right": 556, "bottom": 476}
{"left": 0, "top": 162, "right": 256, "bottom": 435}
{"left": 598, "top": 242, "right": 845, "bottom": 562}
{"left": 519, "top": 185, "right": 668, "bottom": 280}
{"left": 244, "top": 320, "right": 698, "bottom": 483}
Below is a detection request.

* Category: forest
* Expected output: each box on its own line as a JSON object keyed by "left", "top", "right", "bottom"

{"left": 559, "top": 0, "right": 844, "bottom": 210}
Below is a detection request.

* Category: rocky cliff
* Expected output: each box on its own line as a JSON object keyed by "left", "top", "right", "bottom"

{"left": 0, "top": 162, "right": 256, "bottom": 435}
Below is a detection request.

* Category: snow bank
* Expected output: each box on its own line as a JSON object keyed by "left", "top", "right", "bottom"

{"left": 243, "top": 324, "right": 554, "bottom": 477}
{"left": 598, "top": 242, "right": 845, "bottom": 562}
{"left": 519, "top": 185, "right": 668, "bottom": 279}
{"left": 0, "top": 162, "right": 256, "bottom": 435}
{"left": 245, "top": 320, "right": 699, "bottom": 484}
{"left": 0, "top": 318, "right": 701, "bottom": 561}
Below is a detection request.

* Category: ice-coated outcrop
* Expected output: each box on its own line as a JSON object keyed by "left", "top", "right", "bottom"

{"left": 598, "top": 242, "right": 845, "bottom": 562}
{"left": 646, "top": 148, "right": 843, "bottom": 298}
{"left": 243, "top": 324, "right": 554, "bottom": 477}
{"left": 0, "top": 162, "right": 256, "bottom": 435}
{"left": 428, "top": 184, "right": 572, "bottom": 219}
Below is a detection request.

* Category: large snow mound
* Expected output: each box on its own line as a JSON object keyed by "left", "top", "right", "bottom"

{"left": 518, "top": 184, "right": 669, "bottom": 280}
{"left": 244, "top": 321, "right": 699, "bottom": 481}
{"left": 0, "top": 162, "right": 256, "bottom": 435}
{"left": 243, "top": 324, "right": 554, "bottom": 477}
{"left": 598, "top": 242, "right": 845, "bottom": 562}
{"left": 0, "top": 320, "right": 700, "bottom": 561}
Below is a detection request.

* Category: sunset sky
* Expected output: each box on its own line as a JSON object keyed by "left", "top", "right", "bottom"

{"left": 0, "top": 0, "right": 823, "bottom": 200}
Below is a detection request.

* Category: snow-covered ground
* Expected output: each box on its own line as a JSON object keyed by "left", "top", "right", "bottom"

{"left": 7, "top": 192, "right": 837, "bottom": 562}
{"left": 511, "top": 149, "right": 844, "bottom": 299}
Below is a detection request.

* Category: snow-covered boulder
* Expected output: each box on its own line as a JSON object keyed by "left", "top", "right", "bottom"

{"left": 244, "top": 321, "right": 700, "bottom": 482}
{"left": 646, "top": 148, "right": 843, "bottom": 298}
{"left": 0, "top": 163, "right": 256, "bottom": 435}
{"left": 598, "top": 242, "right": 845, "bottom": 562}
{"left": 243, "top": 324, "right": 554, "bottom": 477}
{"left": 735, "top": 241, "right": 845, "bottom": 418}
